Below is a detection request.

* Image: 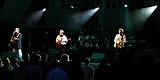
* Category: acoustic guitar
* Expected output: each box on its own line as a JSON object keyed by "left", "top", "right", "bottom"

{"left": 114, "top": 41, "right": 125, "bottom": 48}
{"left": 11, "top": 38, "right": 17, "bottom": 43}
{"left": 56, "top": 38, "right": 71, "bottom": 47}
{"left": 10, "top": 33, "right": 20, "bottom": 43}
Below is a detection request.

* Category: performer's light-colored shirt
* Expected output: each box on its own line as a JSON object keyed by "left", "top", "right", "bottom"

{"left": 56, "top": 35, "right": 68, "bottom": 45}
{"left": 114, "top": 34, "right": 126, "bottom": 43}
{"left": 114, "top": 34, "right": 126, "bottom": 48}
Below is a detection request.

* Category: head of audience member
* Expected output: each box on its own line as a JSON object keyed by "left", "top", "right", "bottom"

{"left": 30, "top": 54, "right": 41, "bottom": 64}
{"left": 60, "top": 54, "right": 70, "bottom": 63}
{"left": 0, "top": 56, "right": 4, "bottom": 67}
{"left": 23, "top": 52, "right": 30, "bottom": 62}
{"left": 84, "top": 58, "right": 90, "bottom": 65}
{"left": 2, "top": 56, "right": 11, "bottom": 66}
{"left": 41, "top": 53, "right": 49, "bottom": 62}
{"left": 10, "top": 57, "right": 18, "bottom": 65}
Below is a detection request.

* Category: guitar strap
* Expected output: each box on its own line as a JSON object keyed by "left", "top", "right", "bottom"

{"left": 16, "top": 33, "right": 20, "bottom": 39}
{"left": 121, "top": 34, "right": 123, "bottom": 41}
{"left": 61, "top": 37, "right": 63, "bottom": 41}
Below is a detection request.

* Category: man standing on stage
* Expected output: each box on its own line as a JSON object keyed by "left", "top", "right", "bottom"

{"left": 10, "top": 27, "right": 23, "bottom": 61}
{"left": 114, "top": 28, "right": 126, "bottom": 49}
{"left": 114, "top": 28, "right": 127, "bottom": 61}
{"left": 56, "top": 30, "right": 70, "bottom": 54}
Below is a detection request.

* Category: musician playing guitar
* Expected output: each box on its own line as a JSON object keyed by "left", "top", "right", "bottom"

{"left": 56, "top": 29, "right": 71, "bottom": 54}
{"left": 114, "top": 28, "right": 126, "bottom": 61}
{"left": 9, "top": 27, "right": 23, "bottom": 61}
{"left": 114, "top": 28, "right": 126, "bottom": 48}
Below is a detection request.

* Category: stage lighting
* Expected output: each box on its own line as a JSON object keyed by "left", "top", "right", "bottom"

{"left": 43, "top": 8, "right": 46, "bottom": 11}
{"left": 124, "top": 1, "right": 128, "bottom": 8}
{"left": 70, "top": 5, "right": 74, "bottom": 9}
{"left": 61, "top": 1, "right": 80, "bottom": 10}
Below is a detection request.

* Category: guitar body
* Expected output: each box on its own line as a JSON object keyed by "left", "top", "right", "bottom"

{"left": 114, "top": 41, "right": 125, "bottom": 48}
{"left": 56, "top": 40, "right": 61, "bottom": 47}
{"left": 11, "top": 33, "right": 20, "bottom": 44}
{"left": 11, "top": 37, "right": 17, "bottom": 43}
{"left": 56, "top": 38, "right": 71, "bottom": 47}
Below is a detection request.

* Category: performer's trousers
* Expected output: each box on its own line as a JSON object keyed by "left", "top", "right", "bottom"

{"left": 115, "top": 48, "right": 127, "bottom": 62}
{"left": 58, "top": 45, "right": 66, "bottom": 54}
{"left": 18, "top": 49, "right": 23, "bottom": 61}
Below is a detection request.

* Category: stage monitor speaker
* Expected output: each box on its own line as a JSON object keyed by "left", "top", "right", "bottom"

{"left": 2, "top": 51, "right": 18, "bottom": 58}
{"left": 91, "top": 53, "right": 105, "bottom": 63}
{"left": 48, "top": 49, "right": 59, "bottom": 58}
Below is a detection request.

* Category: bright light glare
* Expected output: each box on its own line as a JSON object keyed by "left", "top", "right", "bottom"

{"left": 78, "top": 7, "right": 100, "bottom": 23}
{"left": 124, "top": 4, "right": 128, "bottom": 7}
{"left": 131, "top": 5, "right": 157, "bottom": 28}
{"left": 43, "top": 8, "right": 46, "bottom": 11}
{"left": 149, "top": 5, "right": 157, "bottom": 12}
{"left": 143, "top": 5, "right": 157, "bottom": 16}
{"left": 70, "top": 6, "right": 74, "bottom": 9}
{"left": 94, "top": 7, "right": 99, "bottom": 12}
